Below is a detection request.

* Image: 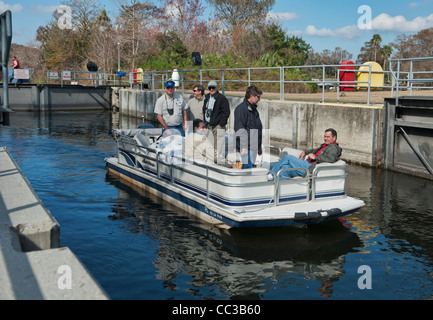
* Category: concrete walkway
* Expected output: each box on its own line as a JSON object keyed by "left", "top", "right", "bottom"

{"left": 0, "top": 147, "right": 108, "bottom": 299}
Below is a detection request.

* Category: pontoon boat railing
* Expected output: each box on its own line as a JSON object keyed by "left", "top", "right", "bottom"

{"left": 116, "top": 134, "right": 346, "bottom": 210}
{"left": 311, "top": 164, "right": 348, "bottom": 201}
{"left": 274, "top": 168, "right": 310, "bottom": 206}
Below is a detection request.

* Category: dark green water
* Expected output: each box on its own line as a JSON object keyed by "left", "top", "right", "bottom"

{"left": 1, "top": 111, "right": 433, "bottom": 300}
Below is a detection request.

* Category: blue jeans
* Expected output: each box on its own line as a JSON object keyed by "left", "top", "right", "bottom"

{"left": 241, "top": 150, "right": 257, "bottom": 169}
{"left": 270, "top": 155, "right": 311, "bottom": 178}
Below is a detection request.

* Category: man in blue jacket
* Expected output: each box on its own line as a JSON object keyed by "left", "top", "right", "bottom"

{"left": 234, "top": 85, "right": 263, "bottom": 169}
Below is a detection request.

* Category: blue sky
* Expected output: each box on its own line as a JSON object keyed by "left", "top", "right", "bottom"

{"left": 3, "top": 0, "right": 433, "bottom": 60}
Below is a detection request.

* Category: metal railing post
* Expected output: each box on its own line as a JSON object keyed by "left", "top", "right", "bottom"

{"left": 367, "top": 64, "right": 371, "bottom": 106}
{"left": 409, "top": 60, "right": 413, "bottom": 96}
{"left": 322, "top": 65, "right": 325, "bottom": 102}
{"left": 337, "top": 69, "right": 340, "bottom": 104}
{"left": 181, "top": 70, "right": 185, "bottom": 95}
{"left": 221, "top": 69, "right": 225, "bottom": 95}
{"left": 396, "top": 61, "right": 401, "bottom": 106}
{"left": 280, "top": 67, "right": 284, "bottom": 101}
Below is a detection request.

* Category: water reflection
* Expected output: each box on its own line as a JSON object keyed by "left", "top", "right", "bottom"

{"left": 346, "top": 165, "right": 433, "bottom": 262}
{"left": 106, "top": 173, "right": 362, "bottom": 299}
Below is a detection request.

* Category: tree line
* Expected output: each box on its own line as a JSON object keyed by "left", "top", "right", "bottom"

{"left": 10, "top": 0, "right": 433, "bottom": 83}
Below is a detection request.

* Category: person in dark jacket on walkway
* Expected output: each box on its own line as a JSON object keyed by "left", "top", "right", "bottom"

{"left": 234, "top": 85, "right": 263, "bottom": 169}
{"left": 202, "top": 81, "right": 231, "bottom": 163}
{"left": 269, "top": 128, "right": 342, "bottom": 179}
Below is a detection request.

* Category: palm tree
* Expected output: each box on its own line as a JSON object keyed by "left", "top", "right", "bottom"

{"left": 371, "top": 34, "right": 382, "bottom": 62}
{"left": 381, "top": 45, "right": 392, "bottom": 71}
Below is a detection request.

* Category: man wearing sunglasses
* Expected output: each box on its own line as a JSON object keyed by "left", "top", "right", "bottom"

{"left": 202, "top": 81, "right": 230, "bottom": 163}
{"left": 154, "top": 79, "right": 189, "bottom": 136}
{"left": 187, "top": 84, "right": 205, "bottom": 119}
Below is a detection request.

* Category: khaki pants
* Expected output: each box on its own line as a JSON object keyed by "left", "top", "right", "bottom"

{"left": 207, "top": 124, "right": 226, "bottom": 164}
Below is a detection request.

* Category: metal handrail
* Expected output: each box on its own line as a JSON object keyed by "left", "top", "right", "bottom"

{"left": 311, "top": 164, "right": 348, "bottom": 201}
{"left": 45, "top": 70, "right": 130, "bottom": 86}
{"left": 145, "top": 63, "right": 376, "bottom": 104}
{"left": 116, "top": 134, "right": 347, "bottom": 209}
{"left": 389, "top": 57, "right": 433, "bottom": 106}
{"left": 274, "top": 168, "right": 310, "bottom": 206}
{"left": 43, "top": 56, "right": 433, "bottom": 105}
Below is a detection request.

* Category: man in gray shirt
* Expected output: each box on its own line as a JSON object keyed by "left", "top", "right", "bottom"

{"left": 154, "top": 79, "right": 189, "bottom": 136}
{"left": 187, "top": 84, "right": 205, "bottom": 120}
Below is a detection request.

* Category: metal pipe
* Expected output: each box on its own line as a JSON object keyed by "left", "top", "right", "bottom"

{"left": 1, "top": 10, "right": 12, "bottom": 126}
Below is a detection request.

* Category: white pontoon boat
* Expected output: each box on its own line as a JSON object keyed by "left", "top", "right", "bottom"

{"left": 105, "top": 128, "right": 364, "bottom": 228}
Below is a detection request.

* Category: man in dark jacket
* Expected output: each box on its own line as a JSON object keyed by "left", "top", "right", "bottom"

{"left": 234, "top": 85, "right": 263, "bottom": 169}
{"left": 202, "top": 81, "right": 230, "bottom": 163}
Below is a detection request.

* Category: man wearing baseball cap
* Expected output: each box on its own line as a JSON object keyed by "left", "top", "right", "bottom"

{"left": 154, "top": 79, "right": 189, "bottom": 136}
{"left": 202, "top": 80, "right": 230, "bottom": 163}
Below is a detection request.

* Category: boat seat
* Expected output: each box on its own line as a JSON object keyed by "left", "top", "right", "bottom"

{"left": 312, "top": 160, "right": 347, "bottom": 199}
{"left": 176, "top": 161, "right": 270, "bottom": 185}
{"left": 281, "top": 147, "right": 303, "bottom": 158}
{"left": 314, "top": 160, "right": 347, "bottom": 176}
{"left": 134, "top": 133, "right": 151, "bottom": 147}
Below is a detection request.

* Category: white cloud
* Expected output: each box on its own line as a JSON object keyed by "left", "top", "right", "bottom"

{"left": 334, "top": 25, "right": 363, "bottom": 39}
{"left": 28, "top": 5, "right": 59, "bottom": 15}
{"left": 371, "top": 13, "right": 433, "bottom": 33}
{"left": 305, "top": 25, "right": 334, "bottom": 37}
{"left": 305, "top": 25, "right": 361, "bottom": 40}
{"left": 0, "top": 1, "right": 23, "bottom": 12}
{"left": 164, "top": 1, "right": 183, "bottom": 20}
{"left": 303, "top": 12, "right": 433, "bottom": 40}
{"left": 408, "top": 0, "right": 433, "bottom": 8}
{"left": 267, "top": 11, "right": 299, "bottom": 22}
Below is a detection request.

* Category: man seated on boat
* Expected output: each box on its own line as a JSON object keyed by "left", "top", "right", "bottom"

{"left": 185, "top": 119, "right": 233, "bottom": 167}
{"left": 268, "top": 128, "right": 342, "bottom": 180}
{"left": 184, "top": 118, "right": 217, "bottom": 165}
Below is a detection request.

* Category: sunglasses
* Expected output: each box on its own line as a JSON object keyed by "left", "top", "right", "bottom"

{"left": 208, "top": 86, "right": 217, "bottom": 90}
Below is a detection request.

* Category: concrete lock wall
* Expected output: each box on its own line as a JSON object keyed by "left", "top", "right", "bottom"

{"left": 0, "top": 147, "right": 108, "bottom": 299}
{"left": 0, "top": 84, "right": 112, "bottom": 111}
{"left": 119, "top": 89, "right": 383, "bottom": 167}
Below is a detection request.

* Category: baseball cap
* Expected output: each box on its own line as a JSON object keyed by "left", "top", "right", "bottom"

{"left": 208, "top": 81, "right": 217, "bottom": 88}
{"left": 165, "top": 80, "right": 175, "bottom": 88}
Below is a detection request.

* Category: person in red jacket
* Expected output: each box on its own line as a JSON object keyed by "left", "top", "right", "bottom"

{"left": 12, "top": 56, "right": 20, "bottom": 69}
